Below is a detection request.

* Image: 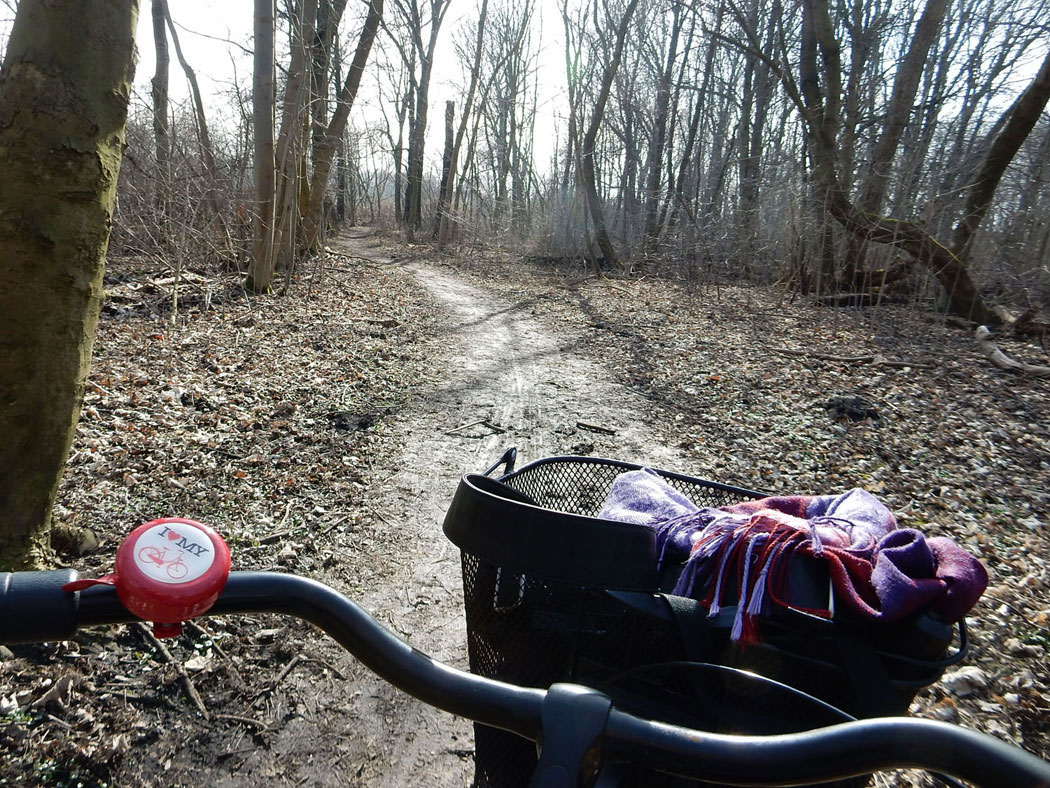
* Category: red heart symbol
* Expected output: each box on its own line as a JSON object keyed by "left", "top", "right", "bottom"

{"left": 167, "top": 531, "right": 180, "bottom": 541}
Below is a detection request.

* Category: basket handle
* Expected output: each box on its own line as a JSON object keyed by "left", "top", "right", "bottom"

{"left": 483, "top": 447, "right": 517, "bottom": 477}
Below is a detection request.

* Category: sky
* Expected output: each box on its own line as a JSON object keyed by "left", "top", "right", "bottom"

{"left": 132, "top": 0, "right": 568, "bottom": 168}
{"left": 132, "top": 2, "right": 255, "bottom": 117}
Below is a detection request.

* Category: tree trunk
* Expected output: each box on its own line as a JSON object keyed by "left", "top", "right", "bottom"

{"left": 270, "top": 0, "right": 317, "bottom": 275}
{"left": 0, "top": 0, "right": 138, "bottom": 569}
{"left": 643, "top": 1, "right": 682, "bottom": 250}
{"left": 668, "top": 0, "right": 722, "bottom": 234}
{"left": 735, "top": 0, "right": 778, "bottom": 261}
{"left": 151, "top": 0, "right": 171, "bottom": 238}
{"left": 951, "top": 47, "right": 1050, "bottom": 265}
{"left": 579, "top": 0, "right": 641, "bottom": 269}
{"left": 796, "top": 0, "right": 1014, "bottom": 324}
{"left": 301, "top": 0, "right": 384, "bottom": 252}
{"left": 438, "top": 0, "right": 488, "bottom": 247}
{"left": 559, "top": 0, "right": 583, "bottom": 194}
{"left": 310, "top": 0, "right": 350, "bottom": 167}
{"left": 404, "top": 50, "right": 434, "bottom": 236}
{"left": 842, "top": 0, "right": 948, "bottom": 286}
{"left": 393, "top": 91, "right": 409, "bottom": 224}
{"left": 400, "top": 0, "right": 450, "bottom": 239}
{"left": 247, "top": 0, "right": 276, "bottom": 292}
{"left": 857, "top": 0, "right": 949, "bottom": 214}
{"left": 434, "top": 100, "right": 455, "bottom": 238}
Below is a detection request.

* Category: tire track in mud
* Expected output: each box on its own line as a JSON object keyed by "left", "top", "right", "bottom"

{"left": 266, "top": 234, "right": 687, "bottom": 787}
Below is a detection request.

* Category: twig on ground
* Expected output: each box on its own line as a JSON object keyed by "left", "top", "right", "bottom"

{"left": 348, "top": 317, "right": 401, "bottom": 328}
{"left": 303, "top": 657, "right": 347, "bottom": 680}
{"left": 771, "top": 346, "right": 934, "bottom": 369}
{"left": 272, "top": 654, "right": 301, "bottom": 687}
{"left": 86, "top": 380, "right": 114, "bottom": 397}
{"left": 185, "top": 620, "right": 235, "bottom": 663}
{"left": 446, "top": 418, "right": 507, "bottom": 436}
{"left": 46, "top": 714, "right": 74, "bottom": 730}
{"left": 595, "top": 281, "right": 634, "bottom": 295}
{"left": 577, "top": 421, "right": 617, "bottom": 435}
{"left": 213, "top": 713, "right": 275, "bottom": 731}
{"left": 367, "top": 505, "right": 396, "bottom": 527}
{"left": 136, "top": 622, "right": 210, "bottom": 720}
{"left": 320, "top": 514, "right": 350, "bottom": 535}
{"left": 446, "top": 418, "right": 487, "bottom": 434}
{"left": 259, "top": 529, "right": 292, "bottom": 545}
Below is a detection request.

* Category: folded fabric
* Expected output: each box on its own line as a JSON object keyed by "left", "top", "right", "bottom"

{"left": 598, "top": 469, "right": 987, "bottom": 642}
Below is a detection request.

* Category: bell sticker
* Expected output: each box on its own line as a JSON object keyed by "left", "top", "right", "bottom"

{"left": 132, "top": 523, "right": 214, "bottom": 584}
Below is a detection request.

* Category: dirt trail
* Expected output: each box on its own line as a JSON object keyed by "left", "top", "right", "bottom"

{"left": 290, "top": 231, "right": 686, "bottom": 786}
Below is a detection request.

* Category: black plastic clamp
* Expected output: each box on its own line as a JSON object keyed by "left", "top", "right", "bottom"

{"left": 529, "top": 683, "right": 613, "bottom": 788}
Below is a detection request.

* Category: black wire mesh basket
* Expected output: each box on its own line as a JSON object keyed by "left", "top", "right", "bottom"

{"left": 442, "top": 450, "right": 965, "bottom": 788}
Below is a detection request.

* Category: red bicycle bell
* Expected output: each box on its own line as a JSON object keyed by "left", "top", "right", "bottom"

{"left": 65, "top": 518, "right": 231, "bottom": 638}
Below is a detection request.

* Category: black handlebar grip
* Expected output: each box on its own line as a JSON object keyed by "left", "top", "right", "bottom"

{"left": 0, "top": 570, "right": 81, "bottom": 644}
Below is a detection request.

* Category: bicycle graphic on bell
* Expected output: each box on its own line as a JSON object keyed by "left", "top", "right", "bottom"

{"left": 137, "top": 545, "right": 189, "bottom": 580}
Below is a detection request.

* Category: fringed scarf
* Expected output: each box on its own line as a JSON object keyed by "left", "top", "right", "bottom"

{"left": 599, "top": 470, "right": 988, "bottom": 644}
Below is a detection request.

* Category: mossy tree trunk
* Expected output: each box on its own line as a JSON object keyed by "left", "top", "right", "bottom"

{"left": 0, "top": 0, "right": 139, "bottom": 570}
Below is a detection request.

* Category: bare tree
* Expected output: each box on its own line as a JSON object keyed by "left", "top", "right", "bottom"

{"left": 310, "top": 0, "right": 351, "bottom": 168}
{"left": 951, "top": 48, "right": 1050, "bottom": 271}
{"left": 794, "top": 0, "right": 1050, "bottom": 323}
{"left": 435, "top": 100, "right": 456, "bottom": 236}
{"left": 579, "top": 0, "right": 641, "bottom": 268}
{"left": 642, "top": 0, "right": 685, "bottom": 250}
{"left": 161, "top": 0, "right": 226, "bottom": 227}
{"left": 248, "top": 0, "right": 277, "bottom": 291}
{"left": 477, "top": 0, "right": 537, "bottom": 235}
{"left": 437, "top": 0, "right": 488, "bottom": 246}
{"left": 303, "top": 0, "right": 385, "bottom": 251}
{"left": 270, "top": 0, "right": 318, "bottom": 279}
{"left": 151, "top": 0, "right": 171, "bottom": 237}
{"left": 385, "top": 0, "right": 451, "bottom": 237}
{"left": 856, "top": 0, "right": 949, "bottom": 215}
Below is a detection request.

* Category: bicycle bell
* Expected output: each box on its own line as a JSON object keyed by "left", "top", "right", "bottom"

{"left": 63, "top": 517, "right": 231, "bottom": 638}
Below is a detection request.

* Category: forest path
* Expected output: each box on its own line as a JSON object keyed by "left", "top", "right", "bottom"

{"left": 292, "top": 229, "right": 686, "bottom": 786}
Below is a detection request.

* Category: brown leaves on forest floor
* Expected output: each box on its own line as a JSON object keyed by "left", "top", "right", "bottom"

{"left": 1, "top": 250, "right": 452, "bottom": 786}
{"left": 1, "top": 235, "right": 1048, "bottom": 786}
{"left": 57, "top": 254, "right": 444, "bottom": 568}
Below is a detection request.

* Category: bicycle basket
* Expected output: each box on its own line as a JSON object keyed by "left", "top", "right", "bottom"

{"left": 442, "top": 453, "right": 964, "bottom": 788}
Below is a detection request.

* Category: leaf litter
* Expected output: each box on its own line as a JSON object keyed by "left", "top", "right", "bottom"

{"left": 1, "top": 234, "right": 1048, "bottom": 787}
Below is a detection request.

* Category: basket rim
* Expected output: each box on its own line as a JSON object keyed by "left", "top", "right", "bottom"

{"left": 443, "top": 472, "right": 659, "bottom": 589}
{"left": 499, "top": 454, "right": 767, "bottom": 501}
{"left": 442, "top": 455, "right": 765, "bottom": 591}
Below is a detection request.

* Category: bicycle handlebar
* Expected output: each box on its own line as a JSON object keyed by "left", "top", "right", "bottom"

{"left": 2, "top": 569, "right": 1048, "bottom": 787}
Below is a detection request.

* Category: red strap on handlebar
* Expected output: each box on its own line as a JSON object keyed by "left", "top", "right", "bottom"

{"left": 61, "top": 575, "right": 117, "bottom": 592}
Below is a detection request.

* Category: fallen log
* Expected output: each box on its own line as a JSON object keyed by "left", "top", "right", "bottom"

{"left": 975, "top": 325, "right": 1050, "bottom": 376}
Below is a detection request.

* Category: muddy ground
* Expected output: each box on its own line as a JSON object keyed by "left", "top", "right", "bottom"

{"left": 1, "top": 229, "right": 1048, "bottom": 787}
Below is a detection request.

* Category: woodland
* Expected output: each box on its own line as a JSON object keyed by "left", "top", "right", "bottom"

{"left": 0, "top": 0, "right": 1049, "bottom": 784}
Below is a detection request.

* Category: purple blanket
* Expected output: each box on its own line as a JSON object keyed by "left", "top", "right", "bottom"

{"left": 599, "top": 470, "right": 987, "bottom": 642}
